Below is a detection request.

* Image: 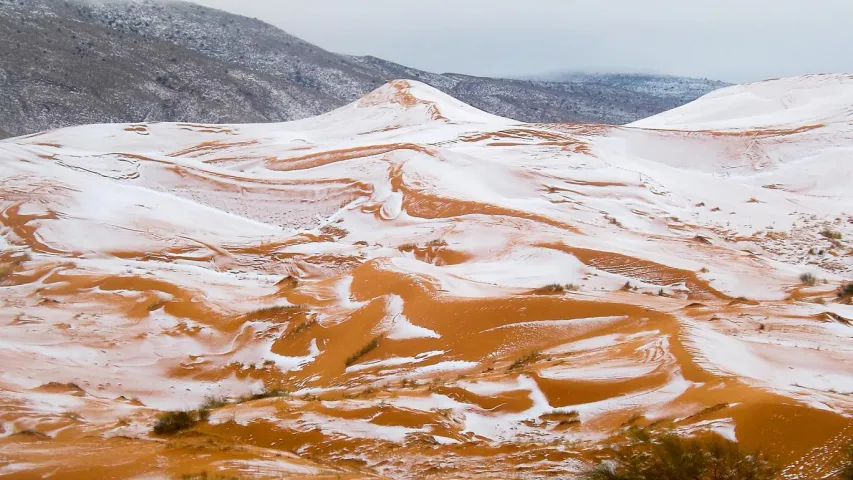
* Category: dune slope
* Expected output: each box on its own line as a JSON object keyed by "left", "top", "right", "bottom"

{"left": 1, "top": 77, "right": 852, "bottom": 479}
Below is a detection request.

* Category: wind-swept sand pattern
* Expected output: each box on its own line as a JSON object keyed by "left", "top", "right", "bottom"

{"left": 1, "top": 77, "right": 853, "bottom": 478}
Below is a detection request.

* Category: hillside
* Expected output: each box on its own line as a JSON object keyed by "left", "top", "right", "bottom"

{"left": 0, "top": 75, "right": 851, "bottom": 478}
{"left": 533, "top": 72, "right": 730, "bottom": 101}
{"left": 0, "top": 0, "right": 724, "bottom": 138}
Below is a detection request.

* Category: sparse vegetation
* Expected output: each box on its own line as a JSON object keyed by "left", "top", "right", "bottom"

{"left": 345, "top": 336, "right": 382, "bottom": 366}
{"left": 821, "top": 229, "right": 843, "bottom": 240}
{"left": 800, "top": 273, "right": 817, "bottom": 286}
{"left": 319, "top": 224, "right": 348, "bottom": 238}
{"left": 238, "top": 388, "right": 290, "bottom": 403}
{"left": 0, "top": 262, "right": 14, "bottom": 281}
{"left": 181, "top": 472, "right": 239, "bottom": 480}
{"left": 152, "top": 410, "right": 198, "bottom": 434}
{"left": 838, "top": 283, "right": 853, "bottom": 299}
{"left": 197, "top": 408, "right": 211, "bottom": 422}
{"left": 288, "top": 319, "right": 317, "bottom": 337}
{"left": 200, "top": 395, "right": 229, "bottom": 410}
{"left": 509, "top": 352, "right": 541, "bottom": 371}
{"left": 398, "top": 243, "right": 417, "bottom": 252}
{"left": 839, "top": 445, "right": 853, "bottom": 480}
{"left": 248, "top": 305, "right": 302, "bottom": 318}
{"left": 584, "top": 434, "right": 777, "bottom": 480}
{"left": 538, "top": 284, "right": 567, "bottom": 294}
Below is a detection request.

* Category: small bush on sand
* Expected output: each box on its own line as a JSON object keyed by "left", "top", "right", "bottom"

{"left": 584, "top": 434, "right": 776, "bottom": 480}
{"left": 839, "top": 283, "right": 853, "bottom": 299}
{"left": 536, "top": 284, "right": 579, "bottom": 294}
{"left": 509, "top": 352, "right": 541, "bottom": 371}
{"left": 0, "top": 263, "right": 14, "bottom": 281}
{"left": 540, "top": 284, "right": 566, "bottom": 294}
{"left": 152, "top": 411, "right": 197, "bottom": 434}
{"left": 839, "top": 445, "right": 853, "bottom": 480}
{"left": 345, "top": 336, "right": 382, "bottom": 366}
{"left": 821, "top": 229, "right": 843, "bottom": 240}
{"left": 800, "top": 273, "right": 817, "bottom": 286}
{"left": 239, "top": 388, "right": 290, "bottom": 403}
{"left": 197, "top": 408, "right": 211, "bottom": 422}
{"left": 200, "top": 395, "right": 229, "bottom": 410}
{"left": 288, "top": 319, "right": 317, "bottom": 337}
{"left": 181, "top": 472, "right": 239, "bottom": 480}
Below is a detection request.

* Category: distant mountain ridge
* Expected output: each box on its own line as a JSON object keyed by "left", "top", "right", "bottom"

{"left": 0, "top": 0, "right": 727, "bottom": 138}
{"left": 529, "top": 72, "right": 730, "bottom": 100}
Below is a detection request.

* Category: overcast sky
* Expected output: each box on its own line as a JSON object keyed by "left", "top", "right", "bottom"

{"left": 189, "top": 0, "right": 853, "bottom": 83}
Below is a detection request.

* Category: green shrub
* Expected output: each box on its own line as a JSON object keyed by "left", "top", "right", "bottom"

{"left": 584, "top": 434, "right": 776, "bottom": 480}
{"left": 839, "top": 283, "right": 853, "bottom": 298}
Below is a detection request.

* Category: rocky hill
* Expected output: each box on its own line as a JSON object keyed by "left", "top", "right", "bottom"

{"left": 0, "top": 0, "right": 725, "bottom": 138}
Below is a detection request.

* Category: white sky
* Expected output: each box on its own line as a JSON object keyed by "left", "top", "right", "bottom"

{"left": 189, "top": 0, "right": 853, "bottom": 83}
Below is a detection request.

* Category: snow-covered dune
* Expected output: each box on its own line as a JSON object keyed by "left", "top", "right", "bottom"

{"left": 631, "top": 73, "right": 853, "bottom": 131}
{"left": 1, "top": 77, "right": 852, "bottom": 479}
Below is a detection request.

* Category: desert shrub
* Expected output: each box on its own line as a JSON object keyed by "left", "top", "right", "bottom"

{"left": 821, "top": 229, "right": 843, "bottom": 240}
{"left": 152, "top": 411, "right": 197, "bottom": 434}
{"left": 0, "top": 263, "right": 14, "bottom": 281}
{"left": 345, "top": 336, "right": 382, "bottom": 366}
{"left": 181, "top": 472, "right": 239, "bottom": 480}
{"left": 584, "top": 434, "right": 776, "bottom": 480}
{"left": 288, "top": 319, "right": 317, "bottom": 337}
{"left": 398, "top": 243, "right": 417, "bottom": 252}
{"left": 840, "top": 445, "right": 853, "bottom": 480}
{"left": 509, "top": 352, "right": 541, "bottom": 371}
{"left": 197, "top": 408, "right": 211, "bottom": 422}
{"left": 240, "top": 388, "right": 290, "bottom": 403}
{"left": 800, "top": 273, "right": 817, "bottom": 286}
{"left": 537, "top": 283, "right": 579, "bottom": 294}
{"left": 838, "top": 283, "right": 853, "bottom": 298}
{"left": 248, "top": 305, "right": 301, "bottom": 318}
{"left": 200, "top": 395, "right": 229, "bottom": 410}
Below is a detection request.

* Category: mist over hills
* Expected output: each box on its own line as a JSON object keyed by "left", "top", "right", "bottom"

{"left": 0, "top": 0, "right": 726, "bottom": 138}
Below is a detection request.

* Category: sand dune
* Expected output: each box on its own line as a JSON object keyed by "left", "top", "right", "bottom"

{"left": 1, "top": 77, "right": 852, "bottom": 479}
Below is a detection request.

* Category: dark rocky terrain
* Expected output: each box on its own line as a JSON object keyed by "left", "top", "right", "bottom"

{"left": 0, "top": 0, "right": 727, "bottom": 138}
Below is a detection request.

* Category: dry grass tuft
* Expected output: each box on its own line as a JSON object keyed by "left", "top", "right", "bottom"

{"left": 584, "top": 433, "right": 777, "bottom": 480}
{"left": 345, "top": 336, "right": 383, "bottom": 367}
{"left": 509, "top": 352, "right": 542, "bottom": 371}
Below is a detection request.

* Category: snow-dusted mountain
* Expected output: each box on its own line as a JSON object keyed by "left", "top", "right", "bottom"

{"left": 533, "top": 72, "right": 730, "bottom": 102}
{"left": 1, "top": 75, "right": 852, "bottom": 478}
{"left": 0, "top": 0, "right": 725, "bottom": 138}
